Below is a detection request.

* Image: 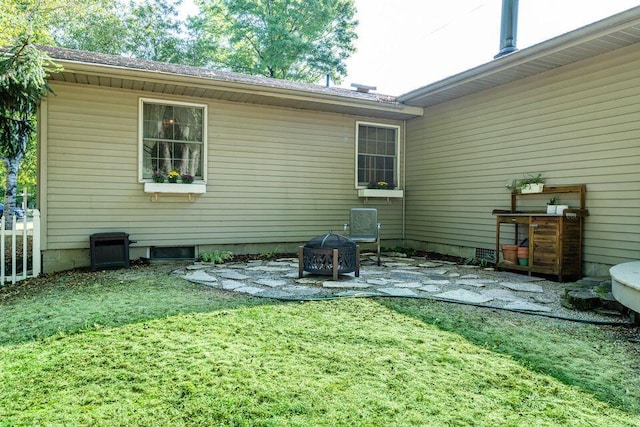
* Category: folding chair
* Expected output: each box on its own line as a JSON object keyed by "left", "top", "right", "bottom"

{"left": 344, "top": 208, "right": 381, "bottom": 266}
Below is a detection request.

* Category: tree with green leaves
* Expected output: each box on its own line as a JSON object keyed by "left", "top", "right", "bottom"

{"left": 0, "top": 0, "right": 115, "bottom": 46}
{"left": 0, "top": 43, "right": 58, "bottom": 226}
{"left": 51, "top": 0, "right": 188, "bottom": 62}
{"left": 188, "top": 0, "right": 358, "bottom": 83}
{"left": 123, "top": 0, "right": 188, "bottom": 63}
{"left": 2, "top": 0, "right": 187, "bottom": 63}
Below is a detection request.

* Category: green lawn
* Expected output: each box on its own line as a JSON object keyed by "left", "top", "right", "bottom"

{"left": 0, "top": 265, "right": 638, "bottom": 426}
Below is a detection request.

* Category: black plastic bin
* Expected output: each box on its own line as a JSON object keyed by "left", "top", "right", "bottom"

{"left": 90, "top": 232, "right": 131, "bottom": 271}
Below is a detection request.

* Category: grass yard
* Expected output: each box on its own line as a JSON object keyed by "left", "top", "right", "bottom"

{"left": 0, "top": 264, "right": 639, "bottom": 426}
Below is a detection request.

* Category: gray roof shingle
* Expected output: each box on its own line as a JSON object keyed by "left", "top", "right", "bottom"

{"left": 38, "top": 45, "right": 399, "bottom": 104}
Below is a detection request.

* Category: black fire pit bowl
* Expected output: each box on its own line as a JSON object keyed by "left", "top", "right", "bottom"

{"left": 298, "top": 232, "right": 360, "bottom": 280}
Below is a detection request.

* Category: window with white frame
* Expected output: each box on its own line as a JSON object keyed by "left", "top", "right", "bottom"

{"left": 140, "top": 98, "right": 207, "bottom": 181}
{"left": 356, "top": 122, "right": 400, "bottom": 188}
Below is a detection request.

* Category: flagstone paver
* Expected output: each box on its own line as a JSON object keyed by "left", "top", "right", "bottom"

{"left": 246, "top": 266, "right": 291, "bottom": 272}
{"left": 281, "top": 285, "right": 322, "bottom": 296}
{"left": 336, "top": 290, "right": 383, "bottom": 297}
{"left": 234, "top": 286, "right": 266, "bottom": 295}
{"left": 419, "top": 285, "right": 442, "bottom": 293}
{"left": 378, "top": 288, "right": 418, "bottom": 297}
{"left": 418, "top": 262, "right": 443, "bottom": 268}
{"left": 221, "top": 280, "right": 246, "bottom": 290}
{"left": 482, "top": 288, "right": 520, "bottom": 301}
{"left": 391, "top": 270, "right": 424, "bottom": 275}
{"left": 322, "top": 281, "right": 371, "bottom": 288}
{"left": 500, "top": 282, "right": 544, "bottom": 293}
{"left": 422, "top": 279, "right": 451, "bottom": 285}
{"left": 435, "top": 289, "right": 493, "bottom": 304}
{"left": 384, "top": 263, "right": 414, "bottom": 268}
{"left": 259, "top": 290, "right": 295, "bottom": 299}
{"left": 255, "top": 278, "right": 287, "bottom": 287}
{"left": 456, "top": 279, "right": 496, "bottom": 287}
{"left": 296, "top": 278, "right": 323, "bottom": 285}
{"left": 393, "top": 282, "right": 423, "bottom": 288}
{"left": 219, "top": 270, "right": 251, "bottom": 280}
{"left": 424, "top": 269, "right": 449, "bottom": 275}
{"left": 367, "top": 278, "right": 397, "bottom": 286}
{"left": 496, "top": 272, "right": 545, "bottom": 282}
{"left": 184, "top": 270, "right": 218, "bottom": 283}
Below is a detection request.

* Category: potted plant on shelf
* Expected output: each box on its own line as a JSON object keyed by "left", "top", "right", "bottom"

{"left": 152, "top": 171, "right": 165, "bottom": 183}
{"left": 515, "top": 173, "right": 544, "bottom": 193}
{"left": 181, "top": 174, "right": 194, "bottom": 184}
{"left": 358, "top": 181, "right": 404, "bottom": 199}
{"left": 167, "top": 170, "right": 180, "bottom": 183}
{"left": 546, "top": 197, "right": 558, "bottom": 214}
{"left": 367, "top": 181, "right": 396, "bottom": 190}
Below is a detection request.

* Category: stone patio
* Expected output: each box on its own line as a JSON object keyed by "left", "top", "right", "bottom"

{"left": 175, "top": 252, "right": 626, "bottom": 322}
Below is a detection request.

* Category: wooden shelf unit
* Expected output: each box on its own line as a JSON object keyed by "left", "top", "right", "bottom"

{"left": 492, "top": 185, "right": 588, "bottom": 282}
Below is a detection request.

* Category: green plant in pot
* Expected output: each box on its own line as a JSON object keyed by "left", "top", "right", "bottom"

{"left": 152, "top": 171, "right": 165, "bottom": 183}
{"left": 515, "top": 173, "right": 544, "bottom": 193}
{"left": 547, "top": 197, "right": 558, "bottom": 214}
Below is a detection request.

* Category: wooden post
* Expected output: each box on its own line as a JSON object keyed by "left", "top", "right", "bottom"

{"left": 32, "top": 210, "right": 41, "bottom": 277}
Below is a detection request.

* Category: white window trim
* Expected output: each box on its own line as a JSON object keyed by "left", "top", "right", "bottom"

{"left": 354, "top": 121, "right": 401, "bottom": 190}
{"left": 138, "top": 97, "right": 208, "bottom": 183}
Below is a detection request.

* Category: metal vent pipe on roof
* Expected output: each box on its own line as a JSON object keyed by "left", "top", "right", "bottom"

{"left": 494, "top": 0, "right": 519, "bottom": 58}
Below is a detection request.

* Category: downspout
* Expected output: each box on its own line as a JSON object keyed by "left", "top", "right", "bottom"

{"left": 402, "top": 120, "right": 407, "bottom": 244}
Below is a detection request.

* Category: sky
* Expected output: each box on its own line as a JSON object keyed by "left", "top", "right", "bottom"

{"left": 342, "top": 0, "right": 640, "bottom": 95}
{"left": 181, "top": 1, "right": 640, "bottom": 95}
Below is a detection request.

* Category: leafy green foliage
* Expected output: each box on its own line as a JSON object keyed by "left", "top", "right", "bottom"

{"left": 464, "top": 257, "right": 493, "bottom": 267}
{"left": 123, "top": 0, "right": 187, "bottom": 63}
{"left": 48, "top": 0, "right": 130, "bottom": 55}
{"left": 0, "top": 44, "right": 57, "bottom": 152}
{"left": 259, "top": 245, "right": 281, "bottom": 260}
{"left": 0, "top": 0, "right": 118, "bottom": 46}
{"left": 515, "top": 173, "right": 545, "bottom": 192}
{"left": 3, "top": 0, "right": 359, "bottom": 84}
{"left": 200, "top": 250, "right": 233, "bottom": 264}
{"left": 2, "top": 0, "right": 188, "bottom": 63}
{"left": 0, "top": 43, "right": 59, "bottom": 221}
{"left": 189, "top": 0, "right": 358, "bottom": 83}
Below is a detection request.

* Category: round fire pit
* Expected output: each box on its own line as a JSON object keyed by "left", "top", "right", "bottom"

{"left": 298, "top": 233, "right": 360, "bottom": 280}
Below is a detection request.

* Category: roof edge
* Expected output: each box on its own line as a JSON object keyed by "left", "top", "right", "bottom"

{"left": 398, "top": 5, "right": 640, "bottom": 104}
{"left": 39, "top": 45, "right": 423, "bottom": 119}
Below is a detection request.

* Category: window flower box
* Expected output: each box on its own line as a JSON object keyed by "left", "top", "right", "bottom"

{"left": 144, "top": 182, "right": 206, "bottom": 201}
{"left": 358, "top": 189, "right": 404, "bottom": 199}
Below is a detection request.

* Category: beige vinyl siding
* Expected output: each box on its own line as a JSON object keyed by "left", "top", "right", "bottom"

{"left": 405, "top": 42, "right": 640, "bottom": 271}
{"left": 43, "top": 83, "right": 403, "bottom": 260}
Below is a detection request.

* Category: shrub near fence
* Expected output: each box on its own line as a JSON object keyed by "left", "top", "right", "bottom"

{"left": 1, "top": 210, "right": 40, "bottom": 285}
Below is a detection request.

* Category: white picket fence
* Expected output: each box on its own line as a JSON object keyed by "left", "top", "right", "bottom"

{"left": 0, "top": 209, "right": 41, "bottom": 284}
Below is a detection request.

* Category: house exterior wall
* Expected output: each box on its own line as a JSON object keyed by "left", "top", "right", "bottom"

{"left": 41, "top": 83, "right": 405, "bottom": 272}
{"left": 404, "top": 43, "right": 640, "bottom": 276}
